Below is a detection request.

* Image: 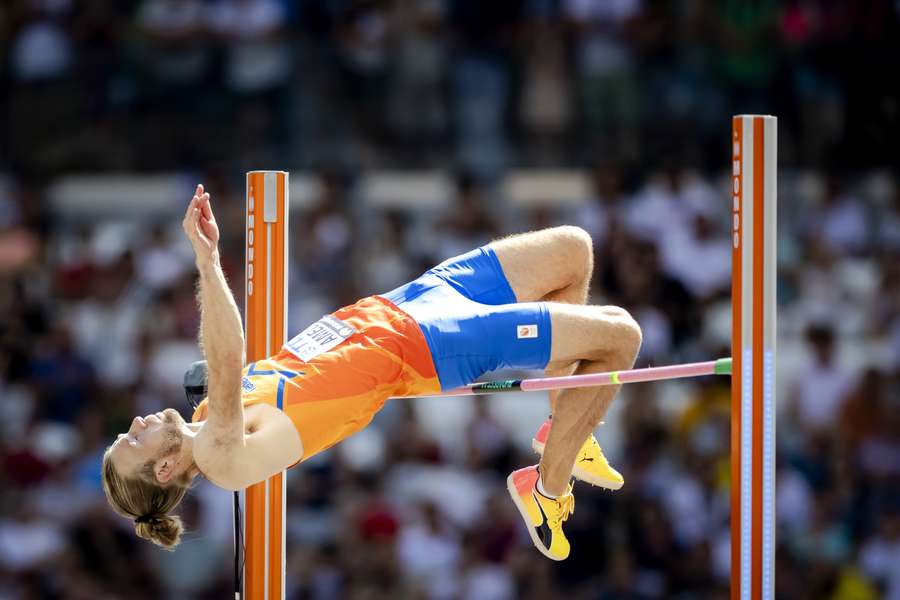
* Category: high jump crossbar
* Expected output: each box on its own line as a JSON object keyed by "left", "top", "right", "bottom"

{"left": 401, "top": 358, "right": 733, "bottom": 398}
{"left": 240, "top": 115, "right": 776, "bottom": 600}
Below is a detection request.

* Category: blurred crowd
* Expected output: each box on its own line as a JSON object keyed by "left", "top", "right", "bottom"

{"left": 2, "top": 0, "right": 899, "bottom": 176}
{"left": 2, "top": 163, "right": 898, "bottom": 598}
{"left": 1, "top": 0, "right": 900, "bottom": 599}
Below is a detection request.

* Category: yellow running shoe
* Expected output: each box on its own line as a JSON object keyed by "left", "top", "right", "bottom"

{"left": 532, "top": 417, "right": 624, "bottom": 490}
{"left": 506, "top": 465, "right": 575, "bottom": 561}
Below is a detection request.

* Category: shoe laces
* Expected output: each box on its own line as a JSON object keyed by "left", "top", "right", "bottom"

{"left": 547, "top": 493, "right": 575, "bottom": 530}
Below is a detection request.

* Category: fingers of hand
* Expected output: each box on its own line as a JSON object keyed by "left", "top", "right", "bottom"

{"left": 199, "top": 192, "right": 213, "bottom": 221}
{"left": 183, "top": 194, "right": 197, "bottom": 222}
{"left": 185, "top": 185, "right": 205, "bottom": 221}
{"left": 183, "top": 205, "right": 202, "bottom": 239}
{"left": 199, "top": 217, "right": 217, "bottom": 241}
{"left": 183, "top": 185, "right": 211, "bottom": 251}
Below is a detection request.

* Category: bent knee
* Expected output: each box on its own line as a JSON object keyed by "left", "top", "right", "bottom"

{"left": 553, "top": 226, "right": 592, "bottom": 255}
{"left": 603, "top": 306, "right": 642, "bottom": 360}
{"left": 621, "top": 315, "right": 642, "bottom": 357}
{"left": 553, "top": 226, "right": 593, "bottom": 275}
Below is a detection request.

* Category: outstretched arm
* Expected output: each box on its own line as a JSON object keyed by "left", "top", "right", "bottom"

{"left": 182, "top": 185, "right": 245, "bottom": 441}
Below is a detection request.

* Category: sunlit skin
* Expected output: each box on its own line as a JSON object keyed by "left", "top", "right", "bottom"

{"left": 109, "top": 186, "right": 220, "bottom": 487}
{"left": 109, "top": 408, "right": 202, "bottom": 485}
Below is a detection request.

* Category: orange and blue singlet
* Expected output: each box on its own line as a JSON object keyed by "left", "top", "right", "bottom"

{"left": 192, "top": 246, "right": 552, "bottom": 462}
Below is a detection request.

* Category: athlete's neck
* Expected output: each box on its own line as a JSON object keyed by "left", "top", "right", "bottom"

{"left": 177, "top": 422, "right": 202, "bottom": 480}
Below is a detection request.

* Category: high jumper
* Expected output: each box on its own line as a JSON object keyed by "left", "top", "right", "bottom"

{"left": 102, "top": 183, "right": 644, "bottom": 562}
{"left": 102, "top": 114, "right": 776, "bottom": 600}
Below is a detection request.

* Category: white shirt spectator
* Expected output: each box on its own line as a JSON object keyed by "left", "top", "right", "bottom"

{"left": 633, "top": 306, "right": 672, "bottom": 362}
{"left": 776, "top": 467, "right": 813, "bottom": 535}
{"left": 139, "top": 0, "right": 206, "bottom": 33}
{"left": 136, "top": 236, "right": 192, "bottom": 291}
{"left": 812, "top": 193, "right": 870, "bottom": 255}
{"left": 208, "top": 0, "right": 290, "bottom": 93}
{"left": 397, "top": 513, "right": 461, "bottom": 599}
{"left": 791, "top": 359, "right": 853, "bottom": 431}
{"left": 562, "top": 0, "right": 642, "bottom": 75}
{"left": 564, "top": 0, "right": 642, "bottom": 22}
{"left": 11, "top": 19, "right": 72, "bottom": 81}
{"left": 859, "top": 525, "right": 900, "bottom": 600}
{"left": 661, "top": 475, "right": 710, "bottom": 547}
{"left": 625, "top": 171, "right": 716, "bottom": 242}
{"left": 0, "top": 517, "right": 65, "bottom": 572}
{"left": 820, "top": 195, "right": 869, "bottom": 253}
{"left": 65, "top": 267, "right": 152, "bottom": 388}
{"left": 659, "top": 221, "right": 732, "bottom": 299}
{"left": 137, "top": 0, "right": 210, "bottom": 84}
{"left": 573, "top": 192, "right": 627, "bottom": 251}
{"left": 460, "top": 563, "right": 514, "bottom": 600}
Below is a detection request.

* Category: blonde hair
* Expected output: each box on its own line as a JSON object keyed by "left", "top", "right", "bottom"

{"left": 101, "top": 446, "right": 190, "bottom": 550}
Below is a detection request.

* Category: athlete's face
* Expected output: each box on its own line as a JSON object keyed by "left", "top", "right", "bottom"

{"left": 109, "top": 408, "right": 186, "bottom": 482}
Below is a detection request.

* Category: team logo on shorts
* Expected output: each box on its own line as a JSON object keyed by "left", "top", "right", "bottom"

{"left": 517, "top": 324, "right": 538, "bottom": 339}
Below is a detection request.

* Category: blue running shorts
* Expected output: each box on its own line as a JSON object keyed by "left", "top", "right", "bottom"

{"left": 379, "top": 246, "right": 552, "bottom": 390}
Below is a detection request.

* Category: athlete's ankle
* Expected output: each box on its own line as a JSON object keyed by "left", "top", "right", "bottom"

{"left": 535, "top": 469, "right": 559, "bottom": 499}
{"left": 535, "top": 475, "right": 559, "bottom": 500}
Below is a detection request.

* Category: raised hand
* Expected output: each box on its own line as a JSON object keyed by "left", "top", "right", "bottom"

{"left": 182, "top": 184, "right": 221, "bottom": 265}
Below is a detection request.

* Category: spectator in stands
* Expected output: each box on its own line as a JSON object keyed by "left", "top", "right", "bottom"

{"left": 10, "top": 1, "right": 73, "bottom": 82}
{"left": 136, "top": 0, "right": 211, "bottom": 90}
{"left": 0, "top": 4, "right": 897, "bottom": 597}
{"left": 208, "top": 0, "right": 290, "bottom": 96}
{"left": 563, "top": 0, "right": 643, "bottom": 149}
{"left": 804, "top": 175, "right": 870, "bottom": 257}
{"left": 789, "top": 324, "right": 854, "bottom": 435}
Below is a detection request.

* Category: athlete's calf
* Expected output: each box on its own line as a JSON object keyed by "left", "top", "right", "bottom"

{"left": 538, "top": 303, "right": 642, "bottom": 495}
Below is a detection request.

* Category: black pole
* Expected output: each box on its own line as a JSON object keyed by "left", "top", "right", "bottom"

{"left": 234, "top": 491, "right": 242, "bottom": 599}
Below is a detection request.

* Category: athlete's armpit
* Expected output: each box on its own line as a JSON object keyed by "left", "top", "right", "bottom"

{"left": 195, "top": 404, "right": 302, "bottom": 490}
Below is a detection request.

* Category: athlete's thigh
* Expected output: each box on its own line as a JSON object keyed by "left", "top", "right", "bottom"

{"left": 425, "top": 245, "right": 517, "bottom": 305}
{"left": 545, "top": 302, "right": 642, "bottom": 369}
{"left": 407, "top": 293, "right": 553, "bottom": 390}
{"left": 488, "top": 226, "right": 593, "bottom": 302}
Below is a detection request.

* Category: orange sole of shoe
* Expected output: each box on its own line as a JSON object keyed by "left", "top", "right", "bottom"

{"left": 505, "top": 471, "right": 566, "bottom": 561}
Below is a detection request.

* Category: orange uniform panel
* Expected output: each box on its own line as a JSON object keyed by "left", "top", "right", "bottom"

{"left": 192, "top": 296, "right": 440, "bottom": 461}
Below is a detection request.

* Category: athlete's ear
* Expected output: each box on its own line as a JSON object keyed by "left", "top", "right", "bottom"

{"left": 154, "top": 453, "right": 179, "bottom": 484}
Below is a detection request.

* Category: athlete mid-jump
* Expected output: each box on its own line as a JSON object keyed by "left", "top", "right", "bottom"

{"left": 102, "top": 185, "right": 641, "bottom": 561}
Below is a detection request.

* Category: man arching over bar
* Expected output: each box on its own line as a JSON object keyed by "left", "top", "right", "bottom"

{"left": 102, "top": 184, "right": 642, "bottom": 561}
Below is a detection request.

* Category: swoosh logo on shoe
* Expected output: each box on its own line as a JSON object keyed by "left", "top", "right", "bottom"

{"left": 532, "top": 493, "right": 554, "bottom": 548}
{"left": 581, "top": 457, "right": 595, "bottom": 462}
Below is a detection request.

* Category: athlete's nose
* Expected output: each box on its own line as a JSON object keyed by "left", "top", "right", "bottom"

{"left": 130, "top": 416, "right": 146, "bottom": 433}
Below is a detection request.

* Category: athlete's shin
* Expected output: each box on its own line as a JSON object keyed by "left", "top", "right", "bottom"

{"left": 545, "top": 362, "right": 578, "bottom": 414}
{"left": 538, "top": 370, "right": 621, "bottom": 495}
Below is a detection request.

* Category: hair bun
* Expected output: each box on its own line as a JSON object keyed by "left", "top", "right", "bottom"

{"left": 134, "top": 513, "right": 184, "bottom": 550}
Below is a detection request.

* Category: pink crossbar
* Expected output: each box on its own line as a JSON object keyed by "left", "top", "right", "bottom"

{"left": 417, "top": 359, "right": 725, "bottom": 398}
{"left": 520, "top": 360, "right": 719, "bottom": 391}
